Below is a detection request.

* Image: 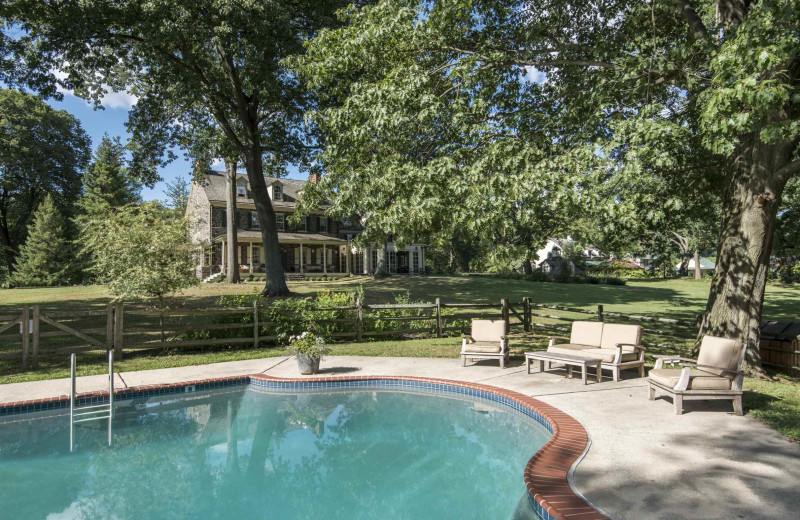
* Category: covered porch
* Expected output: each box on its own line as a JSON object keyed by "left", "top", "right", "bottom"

{"left": 204, "top": 231, "right": 354, "bottom": 277}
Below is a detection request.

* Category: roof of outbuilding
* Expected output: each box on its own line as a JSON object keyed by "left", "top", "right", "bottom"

{"left": 197, "top": 170, "right": 311, "bottom": 208}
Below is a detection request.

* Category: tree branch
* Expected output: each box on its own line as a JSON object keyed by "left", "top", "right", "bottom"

{"left": 674, "top": 0, "right": 709, "bottom": 41}
{"left": 775, "top": 158, "right": 800, "bottom": 184}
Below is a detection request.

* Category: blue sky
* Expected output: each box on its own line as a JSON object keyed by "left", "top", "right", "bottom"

{"left": 45, "top": 89, "right": 304, "bottom": 202}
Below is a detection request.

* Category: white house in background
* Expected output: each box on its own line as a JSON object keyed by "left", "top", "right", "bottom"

{"left": 675, "top": 256, "right": 716, "bottom": 275}
{"left": 186, "top": 171, "right": 426, "bottom": 280}
{"left": 534, "top": 238, "right": 603, "bottom": 271}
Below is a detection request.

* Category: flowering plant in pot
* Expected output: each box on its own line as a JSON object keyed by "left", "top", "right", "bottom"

{"left": 286, "top": 331, "right": 331, "bottom": 375}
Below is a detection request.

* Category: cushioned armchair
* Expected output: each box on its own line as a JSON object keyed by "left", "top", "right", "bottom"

{"left": 547, "top": 321, "right": 645, "bottom": 381}
{"left": 461, "top": 320, "right": 508, "bottom": 368}
{"left": 648, "top": 336, "right": 746, "bottom": 415}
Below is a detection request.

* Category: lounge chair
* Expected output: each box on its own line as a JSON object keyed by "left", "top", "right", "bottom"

{"left": 548, "top": 321, "right": 645, "bottom": 381}
{"left": 462, "top": 320, "right": 508, "bottom": 368}
{"left": 648, "top": 335, "right": 746, "bottom": 415}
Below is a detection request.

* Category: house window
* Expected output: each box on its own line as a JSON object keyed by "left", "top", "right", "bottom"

{"left": 386, "top": 251, "right": 397, "bottom": 273}
{"left": 387, "top": 233, "right": 393, "bottom": 243}
{"left": 251, "top": 211, "right": 260, "bottom": 229}
{"left": 343, "top": 219, "right": 352, "bottom": 228}
{"left": 413, "top": 251, "right": 419, "bottom": 273}
{"left": 276, "top": 214, "right": 285, "bottom": 231}
{"left": 237, "top": 183, "right": 246, "bottom": 197}
{"left": 252, "top": 246, "right": 261, "bottom": 265}
{"left": 319, "top": 217, "right": 328, "bottom": 233}
{"left": 203, "top": 248, "right": 212, "bottom": 266}
{"left": 298, "top": 216, "right": 307, "bottom": 232}
{"left": 354, "top": 252, "right": 364, "bottom": 274}
{"left": 371, "top": 250, "right": 378, "bottom": 272}
{"left": 273, "top": 185, "right": 282, "bottom": 201}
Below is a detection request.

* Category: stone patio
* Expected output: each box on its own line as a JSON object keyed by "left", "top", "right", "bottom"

{"left": 2, "top": 355, "right": 799, "bottom": 520}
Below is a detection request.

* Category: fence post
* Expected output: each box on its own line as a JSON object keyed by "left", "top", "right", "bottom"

{"left": 31, "top": 305, "right": 39, "bottom": 369}
{"left": 356, "top": 299, "right": 363, "bottom": 342}
{"left": 597, "top": 304, "right": 604, "bottom": 322}
{"left": 253, "top": 299, "right": 260, "bottom": 348}
{"left": 435, "top": 298, "right": 442, "bottom": 338}
{"left": 501, "top": 298, "right": 509, "bottom": 335}
{"left": 523, "top": 297, "right": 531, "bottom": 332}
{"left": 113, "top": 302, "right": 124, "bottom": 359}
{"left": 21, "top": 305, "right": 30, "bottom": 371}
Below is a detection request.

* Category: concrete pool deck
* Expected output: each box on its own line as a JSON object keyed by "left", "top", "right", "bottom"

{"left": 2, "top": 356, "right": 799, "bottom": 520}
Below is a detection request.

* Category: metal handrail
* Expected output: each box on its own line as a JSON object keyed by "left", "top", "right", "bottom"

{"left": 69, "top": 351, "right": 114, "bottom": 452}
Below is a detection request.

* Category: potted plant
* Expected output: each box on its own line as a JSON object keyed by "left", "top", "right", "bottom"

{"left": 286, "top": 331, "right": 331, "bottom": 375}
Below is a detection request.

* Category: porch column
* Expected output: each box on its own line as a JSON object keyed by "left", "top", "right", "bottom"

{"left": 300, "top": 243, "right": 304, "bottom": 274}
{"left": 323, "top": 245, "right": 327, "bottom": 275}
{"left": 221, "top": 240, "right": 226, "bottom": 271}
{"left": 345, "top": 246, "right": 351, "bottom": 274}
{"left": 248, "top": 243, "right": 253, "bottom": 273}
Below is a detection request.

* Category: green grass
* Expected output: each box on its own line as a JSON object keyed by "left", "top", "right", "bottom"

{"left": 1, "top": 275, "right": 798, "bottom": 440}
{"left": 4, "top": 275, "right": 797, "bottom": 320}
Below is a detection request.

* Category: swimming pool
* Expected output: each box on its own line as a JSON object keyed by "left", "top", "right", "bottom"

{"left": 0, "top": 378, "right": 553, "bottom": 520}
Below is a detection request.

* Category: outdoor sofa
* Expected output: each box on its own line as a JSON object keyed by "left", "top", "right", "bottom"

{"left": 547, "top": 321, "right": 645, "bottom": 381}
{"left": 461, "top": 320, "right": 509, "bottom": 368}
{"left": 648, "top": 335, "right": 746, "bottom": 415}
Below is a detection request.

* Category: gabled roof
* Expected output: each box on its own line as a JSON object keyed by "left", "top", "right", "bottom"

{"left": 196, "top": 170, "right": 310, "bottom": 208}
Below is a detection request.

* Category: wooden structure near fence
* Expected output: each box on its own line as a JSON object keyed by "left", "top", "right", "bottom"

{"left": 1, "top": 297, "right": 796, "bottom": 375}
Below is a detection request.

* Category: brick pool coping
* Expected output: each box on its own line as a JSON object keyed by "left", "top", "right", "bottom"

{"left": 0, "top": 374, "right": 608, "bottom": 520}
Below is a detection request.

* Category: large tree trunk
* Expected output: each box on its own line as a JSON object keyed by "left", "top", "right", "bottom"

{"left": 699, "top": 132, "right": 796, "bottom": 371}
{"left": 242, "top": 146, "right": 290, "bottom": 296}
{"left": 522, "top": 258, "right": 533, "bottom": 275}
{"left": 225, "top": 159, "right": 240, "bottom": 284}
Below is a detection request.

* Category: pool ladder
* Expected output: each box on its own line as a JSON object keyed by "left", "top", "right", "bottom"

{"left": 69, "top": 351, "right": 114, "bottom": 452}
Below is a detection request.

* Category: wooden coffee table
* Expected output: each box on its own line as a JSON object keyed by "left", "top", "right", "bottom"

{"left": 525, "top": 351, "right": 603, "bottom": 385}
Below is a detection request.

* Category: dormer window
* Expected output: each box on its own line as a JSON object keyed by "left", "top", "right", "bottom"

{"left": 273, "top": 185, "right": 282, "bottom": 201}
{"left": 237, "top": 183, "right": 246, "bottom": 197}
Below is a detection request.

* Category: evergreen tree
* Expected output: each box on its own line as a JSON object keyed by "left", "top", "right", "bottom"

{"left": 77, "top": 134, "right": 141, "bottom": 219}
{"left": 163, "top": 176, "right": 190, "bottom": 216}
{"left": 11, "top": 195, "right": 73, "bottom": 286}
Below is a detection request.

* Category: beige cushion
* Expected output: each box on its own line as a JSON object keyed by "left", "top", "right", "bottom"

{"left": 471, "top": 320, "right": 505, "bottom": 342}
{"left": 599, "top": 323, "right": 641, "bottom": 350}
{"left": 463, "top": 342, "right": 502, "bottom": 354}
{"left": 570, "top": 321, "right": 604, "bottom": 347}
{"left": 648, "top": 368, "right": 732, "bottom": 390}
{"left": 581, "top": 348, "right": 640, "bottom": 363}
{"left": 697, "top": 336, "right": 743, "bottom": 379}
{"left": 548, "top": 344, "right": 594, "bottom": 356}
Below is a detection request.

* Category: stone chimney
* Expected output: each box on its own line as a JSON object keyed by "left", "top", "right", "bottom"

{"left": 308, "top": 172, "right": 321, "bottom": 185}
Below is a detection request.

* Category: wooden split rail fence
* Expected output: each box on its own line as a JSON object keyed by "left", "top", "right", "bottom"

{"left": 1, "top": 297, "right": 795, "bottom": 374}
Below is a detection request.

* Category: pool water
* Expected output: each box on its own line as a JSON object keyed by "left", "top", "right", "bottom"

{"left": 0, "top": 386, "right": 550, "bottom": 519}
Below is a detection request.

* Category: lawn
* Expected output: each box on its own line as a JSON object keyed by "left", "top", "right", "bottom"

{"left": 0, "top": 275, "right": 798, "bottom": 439}
{"left": 2, "top": 275, "right": 798, "bottom": 321}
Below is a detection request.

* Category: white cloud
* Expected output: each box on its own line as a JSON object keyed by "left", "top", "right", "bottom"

{"left": 211, "top": 158, "right": 225, "bottom": 168}
{"left": 51, "top": 67, "right": 137, "bottom": 110}
{"left": 522, "top": 67, "right": 547, "bottom": 85}
{"left": 98, "top": 89, "right": 138, "bottom": 110}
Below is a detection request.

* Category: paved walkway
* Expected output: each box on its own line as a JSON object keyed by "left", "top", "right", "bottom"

{"left": 3, "top": 356, "right": 799, "bottom": 520}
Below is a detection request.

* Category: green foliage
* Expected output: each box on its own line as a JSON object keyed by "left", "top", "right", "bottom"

{"left": 11, "top": 195, "right": 74, "bottom": 287}
{"left": 587, "top": 260, "right": 651, "bottom": 280}
{"left": 76, "top": 135, "right": 141, "bottom": 219}
{"left": 285, "top": 332, "right": 331, "bottom": 358}
{"left": 82, "top": 203, "right": 199, "bottom": 305}
{"left": 163, "top": 176, "right": 190, "bottom": 216}
{"left": 0, "top": 88, "right": 90, "bottom": 272}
